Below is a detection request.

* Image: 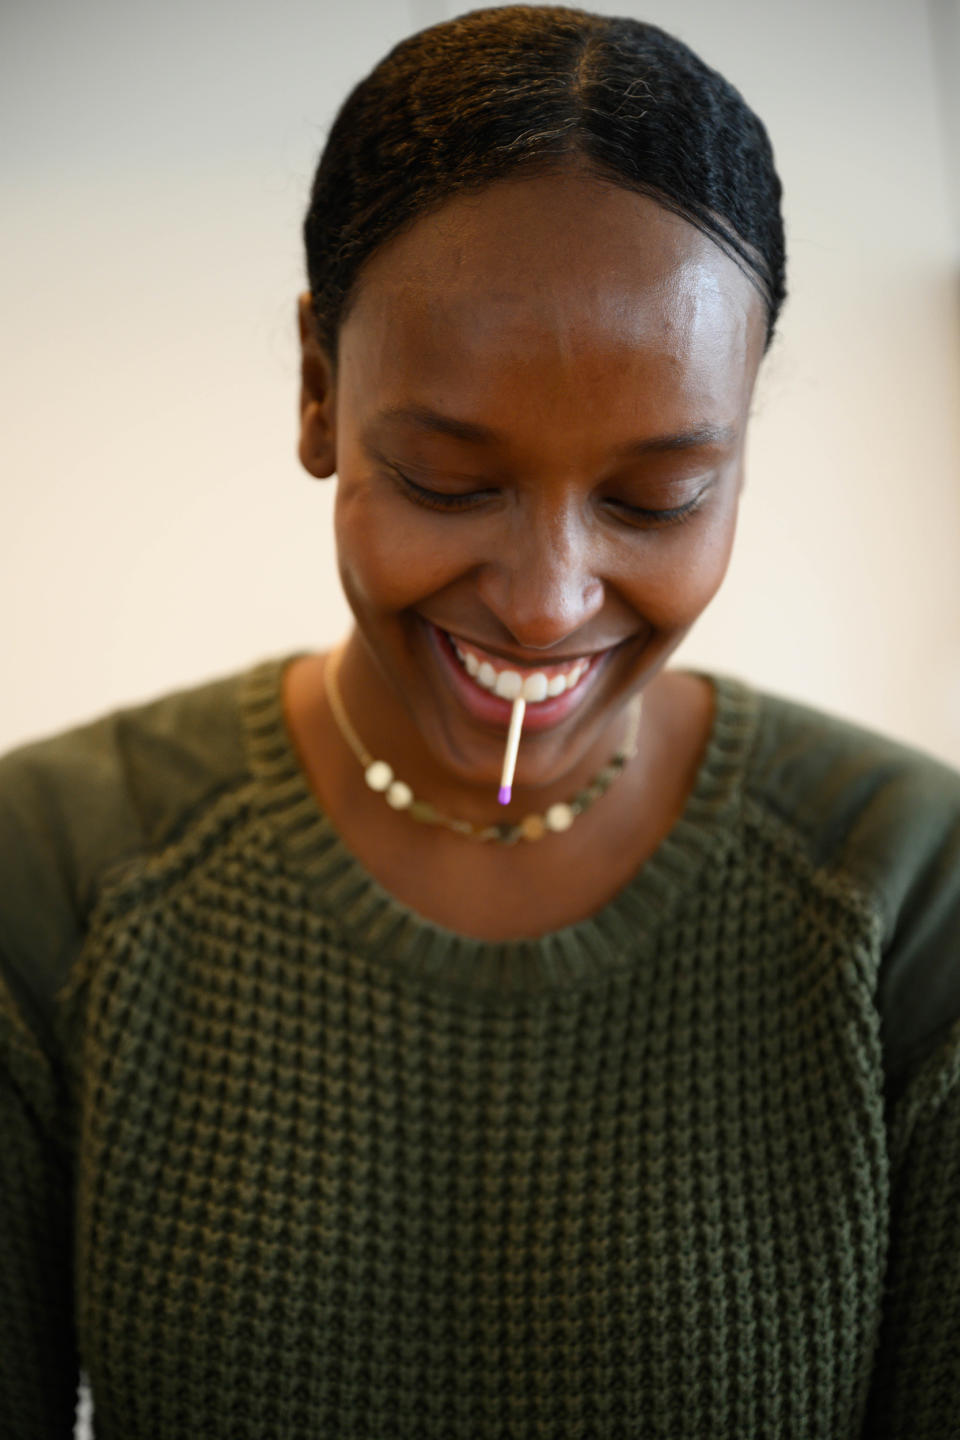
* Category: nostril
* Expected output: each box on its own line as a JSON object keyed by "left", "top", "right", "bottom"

{"left": 476, "top": 558, "right": 604, "bottom": 650}
{"left": 499, "top": 586, "right": 606, "bottom": 653}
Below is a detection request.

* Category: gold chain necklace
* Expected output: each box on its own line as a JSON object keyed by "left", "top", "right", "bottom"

{"left": 324, "top": 647, "right": 642, "bottom": 845}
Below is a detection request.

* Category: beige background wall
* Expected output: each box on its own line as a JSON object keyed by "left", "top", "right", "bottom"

{"left": 2, "top": 0, "right": 959, "bottom": 789}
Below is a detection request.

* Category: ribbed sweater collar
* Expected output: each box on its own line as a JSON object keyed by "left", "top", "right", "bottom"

{"left": 239, "top": 653, "right": 759, "bottom": 996}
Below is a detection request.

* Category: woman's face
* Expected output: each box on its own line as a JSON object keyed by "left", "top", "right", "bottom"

{"left": 301, "top": 169, "right": 767, "bottom": 800}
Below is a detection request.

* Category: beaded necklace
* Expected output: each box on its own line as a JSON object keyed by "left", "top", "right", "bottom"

{"left": 324, "top": 648, "right": 642, "bottom": 845}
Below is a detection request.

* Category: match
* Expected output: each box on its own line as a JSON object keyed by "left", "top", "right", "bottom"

{"left": 498, "top": 696, "right": 527, "bottom": 805}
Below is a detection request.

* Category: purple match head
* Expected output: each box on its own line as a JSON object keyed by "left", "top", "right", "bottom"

{"left": 498, "top": 785, "right": 512, "bottom": 806}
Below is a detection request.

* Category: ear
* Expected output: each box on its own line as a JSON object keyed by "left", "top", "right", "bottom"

{"left": 297, "top": 293, "right": 337, "bottom": 479}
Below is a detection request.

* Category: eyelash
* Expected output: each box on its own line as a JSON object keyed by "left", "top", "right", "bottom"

{"left": 392, "top": 470, "right": 709, "bottom": 528}
{"left": 394, "top": 473, "right": 492, "bottom": 512}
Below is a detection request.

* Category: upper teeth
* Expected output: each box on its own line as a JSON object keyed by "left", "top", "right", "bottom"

{"left": 451, "top": 641, "right": 589, "bottom": 702}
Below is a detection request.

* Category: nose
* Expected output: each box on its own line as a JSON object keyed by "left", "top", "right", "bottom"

{"left": 475, "top": 502, "right": 605, "bottom": 651}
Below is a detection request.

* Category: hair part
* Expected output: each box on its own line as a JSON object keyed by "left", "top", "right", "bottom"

{"left": 304, "top": 5, "right": 786, "bottom": 365}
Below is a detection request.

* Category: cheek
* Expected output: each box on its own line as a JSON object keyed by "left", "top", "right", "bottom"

{"left": 334, "top": 481, "right": 465, "bottom": 614}
{"left": 628, "top": 506, "right": 739, "bottom": 628}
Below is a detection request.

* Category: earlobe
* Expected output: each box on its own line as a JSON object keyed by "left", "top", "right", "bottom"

{"left": 297, "top": 292, "right": 337, "bottom": 480}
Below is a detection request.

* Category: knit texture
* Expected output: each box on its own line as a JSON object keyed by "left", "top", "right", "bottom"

{"left": 1, "top": 654, "right": 959, "bottom": 1438}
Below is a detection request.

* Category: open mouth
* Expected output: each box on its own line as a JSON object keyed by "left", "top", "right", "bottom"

{"left": 424, "top": 622, "right": 617, "bottom": 734}
{"left": 447, "top": 634, "right": 591, "bottom": 704}
{"left": 428, "top": 620, "right": 609, "bottom": 718}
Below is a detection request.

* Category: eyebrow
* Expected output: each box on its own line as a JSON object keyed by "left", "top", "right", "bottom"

{"left": 374, "top": 404, "right": 736, "bottom": 456}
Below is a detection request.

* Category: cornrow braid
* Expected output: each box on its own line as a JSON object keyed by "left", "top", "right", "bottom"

{"left": 304, "top": 5, "right": 786, "bottom": 364}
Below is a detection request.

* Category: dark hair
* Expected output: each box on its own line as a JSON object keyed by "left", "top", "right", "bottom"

{"left": 304, "top": 5, "right": 786, "bottom": 363}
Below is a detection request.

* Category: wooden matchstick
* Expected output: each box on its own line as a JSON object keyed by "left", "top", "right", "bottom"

{"left": 498, "top": 696, "right": 526, "bottom": 805}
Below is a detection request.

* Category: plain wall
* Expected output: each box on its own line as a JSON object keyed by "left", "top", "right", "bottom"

{"left": 1, "top": 0, "right": 959, "bottom": 776}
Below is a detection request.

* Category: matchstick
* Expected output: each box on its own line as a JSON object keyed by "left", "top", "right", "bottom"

{"left": 498, "top": 696, "right": 526, "bottom": 805}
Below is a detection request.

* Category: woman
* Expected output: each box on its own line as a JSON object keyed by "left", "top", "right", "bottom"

{"left": 2, "top": 6, "right": 958, "bottom": 1437}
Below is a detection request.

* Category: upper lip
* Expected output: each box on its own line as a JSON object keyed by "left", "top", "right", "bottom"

{"left": 434, "top": 623, "right": 622, "bottom": 669}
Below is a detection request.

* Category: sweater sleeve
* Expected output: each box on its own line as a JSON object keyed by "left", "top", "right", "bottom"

{"left": 0, "top": 668, "right": 251, "bottom": 1436}
{"left": 0, "top": 966, "right": 79, "bottom": 1436}
{"left": 862, "top": 1016, "right": 960, "bottom": 1438}
{"left": 0, "top": 712, "right": 140, "bottom": 1439}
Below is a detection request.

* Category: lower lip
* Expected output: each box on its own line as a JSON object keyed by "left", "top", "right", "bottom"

{"left": 425, "top": 622, "right": 608, "bottom": 732}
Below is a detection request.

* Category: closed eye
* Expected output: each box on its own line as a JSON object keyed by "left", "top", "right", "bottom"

{"left": 392, "top": 467, "right": 712, "bottom": 526}
{"left": 605, "top": 485, "right": 712, "bottom": 528}
{"left": 392, "top": 470, "right": 496, "bottom": 511}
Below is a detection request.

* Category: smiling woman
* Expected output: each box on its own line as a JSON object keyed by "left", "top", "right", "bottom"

{"left": 1, "top": 7, "right": 960, "bottom": 1440}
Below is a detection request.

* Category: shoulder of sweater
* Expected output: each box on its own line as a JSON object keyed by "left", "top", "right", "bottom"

{"left": 741, "top": 684, "right": 960, "bottom": 1081}
{"left": 0, "top": 662, "right": 253, "bottom": 1040}
{"left": 741, "top": 686, "right": 960, "bottom": 924}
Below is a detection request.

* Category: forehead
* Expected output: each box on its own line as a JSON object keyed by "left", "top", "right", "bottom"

{"left": 337, "top": 172, "right": 766, "bottom": 441}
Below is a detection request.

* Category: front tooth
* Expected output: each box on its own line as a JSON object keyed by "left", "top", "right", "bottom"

{"left": 522, "top": 672, "right": 549, "bottom": 702}
{"left": 464, "top": 652, "right": 480, "bottom": 677}
{"left": 477, "top": 661, "right": 497, "bottom": 690}
{"left": 494, "top": 669, "right": 523, "bottom": 700}
{"left": 546, "top": 673, "right": 567, "bottom": 698}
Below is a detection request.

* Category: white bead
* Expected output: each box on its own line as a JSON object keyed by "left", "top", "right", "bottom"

{"left": 364, "top": 760, "right": 393, "bottom": 792}
{"left": 386, "top": 780, "right": 414, "bottom": 809}
{"left": 545, "top": 802, "right": 575, "bottom": 832}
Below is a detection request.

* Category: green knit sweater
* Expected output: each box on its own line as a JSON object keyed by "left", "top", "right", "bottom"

{"left": 2, "top": 654, "right": 959, "bottom": 1439}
